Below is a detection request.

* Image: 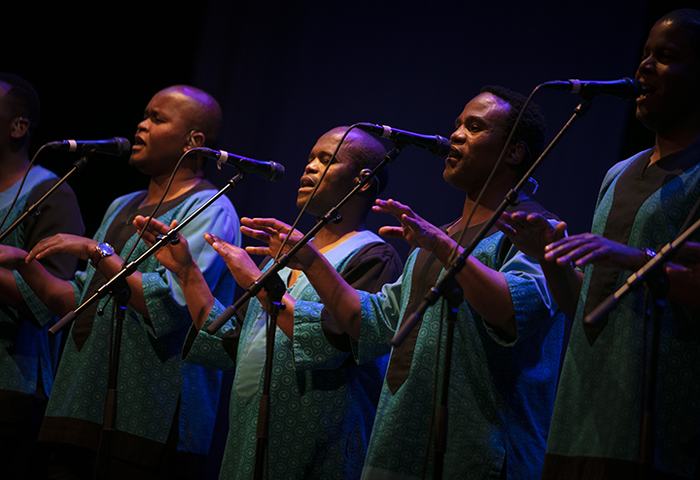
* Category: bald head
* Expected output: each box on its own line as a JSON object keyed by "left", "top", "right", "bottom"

{"left": 157, "top": 85, "right": 222, "bottom": 145}
{"left": 327, "top": 126, "right": 389, "bottom": 195}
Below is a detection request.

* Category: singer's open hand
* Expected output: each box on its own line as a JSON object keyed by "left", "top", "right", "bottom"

{"left": 240, "top": 217, "right": 320, "bottom": 270}
{"left": 497, "top": 211, "right": 567, "bottom": 261}
{"left": 26, "top": 233, "right": 97, "bottom": 263}
{"left": 132, "top": 216, "right": 194, "bottom": 279}
{"left": 204, "top": 232, "right": 261, "bottom": 289}
{"left": 374, "top": 199, "right": 456, "bottom": 264}
{"left": 544, "top": 233, "right": 646, "bottom": 270}
{"left": 0, "top": 245, "right": 28, "bottom": 269}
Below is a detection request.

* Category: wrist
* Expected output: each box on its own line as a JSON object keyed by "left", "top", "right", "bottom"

{"left": 436, "top": 236, "right": 460, "bottom": 266}
{"left": 176, "top": 263, "right": 202, "bottom": 285}
{"left": 89, "top": 241, "right": 113, "bottom": 267}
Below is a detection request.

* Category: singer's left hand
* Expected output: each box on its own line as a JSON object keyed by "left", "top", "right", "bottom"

{"left": 133, "top": 216, "right": 194, "bottom": 279}
{"left": 373, "top": 198, "right": 456, "bottom": 264}
{"left": 544, "top": 233, "right": 646, "bottom": 270}
{"left": 26, "top": 234, "right": 98, "bottom": 263}
{"left": 204, "top": 233, "right": 262, "bottom": 289}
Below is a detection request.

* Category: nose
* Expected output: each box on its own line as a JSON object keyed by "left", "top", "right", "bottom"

{"left": 304, "top": 157, "right": 321, "bottom": 175}
{"left": 636, "top": 54, "right": 655, "bottom": 76}
{"left": 136, "top": 118, "right": 149, "bottom": 132}
{"left": 449, "top": 125, "right": 465, "bottom": 145}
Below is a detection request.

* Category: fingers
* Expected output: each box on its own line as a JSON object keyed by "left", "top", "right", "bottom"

{"left": 378, "top": 226, "right": 405, "bottom": 239}
{"left": 240, "top": 225, "right": 271, "bottom": 244}
{"left": 372, "top": 198, "right": 415, "bottom": 220}
{"left": 241, "top": 217, "right": 291, "bottom": 233}
{"left": 544, "top": 234, "right": 593, "bottom": 263}
{"left": 26, "top": 235, "right": 61, "bottom": 262}
{"left": 245, "top": 246, "right": 272, "bottom": 257}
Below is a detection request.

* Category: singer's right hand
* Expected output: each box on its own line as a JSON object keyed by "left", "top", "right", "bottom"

{"left": 0, "top": 245, "right": 28, "bottom": 269}
{"left": 497, "top": 211, "right": 567, "bottom": 261}
{"left": 240, "top": 217, "right": 320, "bottom": 270}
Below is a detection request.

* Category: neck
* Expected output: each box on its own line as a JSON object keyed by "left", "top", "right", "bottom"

{"left": 143, "top": 167, "right": 204, "bottom": 206}
{"left": 456, "top": 179, "right": 512, "bottom": 230}
{"left": 651, "top": 117, "right": 700, "bottom": 163}
{"left": 0, "top": 150, "right": 30, "bottom": 192}
{"left": 312, "top": 209, "right": 366, "bottom": 249}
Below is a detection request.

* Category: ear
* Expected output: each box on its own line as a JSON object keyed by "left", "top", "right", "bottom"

{"left": 10, "top": 117, "right": 30, "bottom": 140}
{"left": 355, "top": 168, "right": 378, "bottom": 194}
{"left": 185, "top": 129, "right": 206, "bottom": 150}
{"left": 504, "top": 141, "right": 528, "bottom": 170}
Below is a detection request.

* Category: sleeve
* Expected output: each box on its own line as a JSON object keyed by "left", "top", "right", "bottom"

{"left": 12, "top": 181, "right": 85, "bottom": 325}
{"left": 482, "top": 240, "right": 557, "bottom": 347}
{"left": 292, "top": 242, "right": 404, "bottom": 370}
{"left": 23, "top": 179, "right": 85, "bottom": 279}
{"left": 182, "top": 298, "right": 240, "bottom": 370}
{"left": 141, "top": 201, "right": 239, "bottom": 339}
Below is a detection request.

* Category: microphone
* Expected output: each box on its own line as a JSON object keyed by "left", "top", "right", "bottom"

{"left": 355, "top": 123, "right": 451, "bottom": 156}
{"left": 542, "top": 77, "right": 640, "bottom": 98}
{"left": 191, "top": 147, "right": 285, "bottom": 181}
{"left": 46, "top": 137, "right": 132, "bottom": 156}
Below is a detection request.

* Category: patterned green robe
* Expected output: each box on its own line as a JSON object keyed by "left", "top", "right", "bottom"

{"left": 1, "top": 165, "right": 83, "bottom": 400}
{"left": 186, "top": 230, "right": 402, "bottom": 479}
{"left": 352, "top": 227, "right": 565, "bottom": 479}
{"left": 39, "top": 185, "right": 238, "bottom": 464}
{"left": 544, "top": 145, "right": 700, "bottom": 479}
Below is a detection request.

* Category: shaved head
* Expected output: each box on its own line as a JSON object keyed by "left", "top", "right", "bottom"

{"left": 157, "top": 85, "right": 222, "bottom": 145}
{"left": 327, "top": 126, "right": 389, "bottom": 194}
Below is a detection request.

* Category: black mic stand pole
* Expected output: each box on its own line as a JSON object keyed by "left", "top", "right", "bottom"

{"left": 253, "top": 274, "right": 287, "bottom": 480}
{"left": 206, "top": 146, "right": 404, "bottom": 334}
{"left": 584, "top": 215, "right": 700, "bottom": 478}
{"left": 391, "top": 99, "right": 592, "bottom": 480}
{"left": 0, "top": 156, "right": 89, "bottom": 242}
{"left": 47, "top": 172, "right": 244, "bottom": 476}
{"left": 49, "top": 173, "right": 245, "bottom": 334}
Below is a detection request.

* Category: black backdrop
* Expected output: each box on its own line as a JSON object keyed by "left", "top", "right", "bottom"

{"left": 3, "top": 0, "right": 687, "bottom": 475}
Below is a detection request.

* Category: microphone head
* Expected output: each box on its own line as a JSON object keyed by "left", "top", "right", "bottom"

{"left": 433, "top": 135, "right": 452, "bottom": 157}
{"left": 268, "top": 161, "right": 285, "bottom": 181}
{"left": 112, "top": 137, "right": 132, "bottom": 156}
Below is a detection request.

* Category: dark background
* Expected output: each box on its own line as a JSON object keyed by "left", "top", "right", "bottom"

{"left": 3, "top": 0, "right": 686, "bottom": 475}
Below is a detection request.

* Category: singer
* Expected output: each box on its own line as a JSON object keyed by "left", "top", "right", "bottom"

{"left": 250, "top": 87, "right": 566, "bottom": 479}
{"left": 133, "top": 126, "right": 403, "bottom": 479}
{"left": 497, "top": 9, "right": 700, "bottom": 480}
{"left": 0, "top": 73, "right": 84, "bottom": 479}
{"left": 0, "top": 85, "right": 239, "bottom": 479}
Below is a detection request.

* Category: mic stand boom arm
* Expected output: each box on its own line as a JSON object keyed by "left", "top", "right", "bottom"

{"left": 0, "top": 156, "right": 89, "bottom": 243}
{"left": 206, "top": 146, "right": 404, "bottom": 334}
{"left": 391, "top": 99, "right": 591, "bottom": 347}
{"left": 49, "top": 173, "right": 245, "bottom": 334}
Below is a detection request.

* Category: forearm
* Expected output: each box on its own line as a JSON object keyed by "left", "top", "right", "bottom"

{"left": 16, "top": 260, "right": 76, "bottom": 315}
{"left": 173, "top": 264, "right": 215, "bottom": 330}
{"left": 94, "top": 255, "right": 148, "bottom": 316}
{"left": 541, "top": 261, "right": 583, "bottom": 318}
{"left": 434, "top": 238, "right": 516, "bottom": 339}
{"left": 0, "top": 268, "right": 23, "bottom": 306}
{"left": 303, "top": 254, "right": 362, "bottom": 339}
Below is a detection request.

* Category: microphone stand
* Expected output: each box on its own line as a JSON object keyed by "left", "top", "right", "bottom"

{"left": 47, "top": 172, "right": 244, "bottom": 475}
{"left": 253, "top": 273, "right": 287, "bottom": 480}
{"left": 0, "top": 156, "right": 89, "bottom": 242}
{"left": 584, "top": 215, "right": 700, "bottom": 476}
{"left": 391, "top": 99, "right": 592, "bottom": 479}
{"left": 50, "top": 173, "right": 244, "bottom": 334}
{"left": 205, "top": 145, "right": 404, "bottom": 334}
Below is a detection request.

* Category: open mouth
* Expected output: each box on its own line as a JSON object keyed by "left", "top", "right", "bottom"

{"left": 299, "top": 176, "right": 316, "bottom": 189}
{"left": 636, "top": 82, "right": 655, "bottom": 102}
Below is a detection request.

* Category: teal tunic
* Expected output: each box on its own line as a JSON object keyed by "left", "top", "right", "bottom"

{"left": 39, "top": 185, "right": 239, "bottom": 461}
{"left": 353, "top": 228, "right": 564, "bottom": 479}
{"left": 186, "top": 230, "right": 402, "bottom": 479}
{"left": 0, "top": 165, "right": 83, "bottom": 399}
{"left": 544, "top": 146, "right": 700, "bottom": 479}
